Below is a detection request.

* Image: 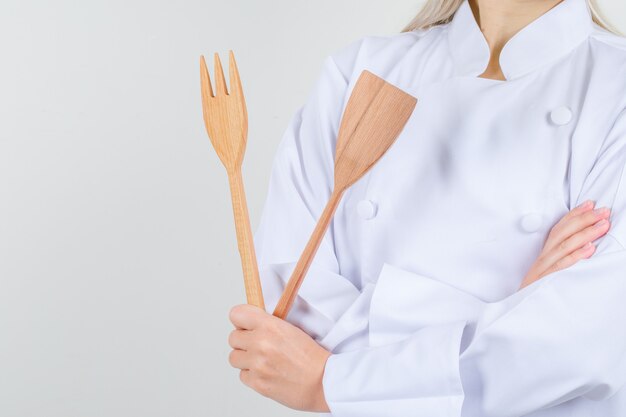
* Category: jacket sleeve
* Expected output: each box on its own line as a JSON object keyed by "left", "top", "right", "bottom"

{"left": 322, "top": 107, "right": 626, "bottom": 417}
{"left": 253, "top": 41, "right": 373, "bottom": 350}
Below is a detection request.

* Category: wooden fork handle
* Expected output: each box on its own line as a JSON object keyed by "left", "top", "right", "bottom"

{"left": 227, "top": 169, "right": 266, "bottom": 310}
{"left": 273, "top": 188, "right": 344, "bottom": 319}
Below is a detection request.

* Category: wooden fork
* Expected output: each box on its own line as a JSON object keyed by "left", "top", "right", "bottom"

{"left": 200, "top": 51, "right": 265, "bottom": 309}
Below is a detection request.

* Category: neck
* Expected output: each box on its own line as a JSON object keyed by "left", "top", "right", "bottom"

{"left": 468, "top": 0, "right": 564, "bottom": 79}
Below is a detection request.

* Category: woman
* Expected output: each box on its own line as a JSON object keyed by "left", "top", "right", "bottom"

{"left": 227, "top": 0, "right": 626, "bottom": 415}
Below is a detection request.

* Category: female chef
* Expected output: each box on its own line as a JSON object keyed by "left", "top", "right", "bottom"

{"left": 227, "top": 0, "right": 626, "bottom": 415}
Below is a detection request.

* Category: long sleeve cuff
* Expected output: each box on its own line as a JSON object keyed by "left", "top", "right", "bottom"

{"left": 322, "top": 320, "right": 467, "bottom": 417}
{"left": 320, "top": 262, "right": 487, "bottom": 417}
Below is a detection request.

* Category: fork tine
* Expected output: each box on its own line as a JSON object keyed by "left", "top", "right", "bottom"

{"left": 228, "top": 50, "right": 243, "bottom": 98}
{"left": 214, "top": 52, "right": 229, "bottom": 96}
{"left": 199, "top": 55, "right": 214, "bottom": 99}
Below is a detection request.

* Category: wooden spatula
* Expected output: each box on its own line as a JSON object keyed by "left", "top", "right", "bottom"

{"left": 200, "top": 51, "right": 265, "bottom": 309}
{"left": 273, "top": 70, "right": 417, "bottom": 319}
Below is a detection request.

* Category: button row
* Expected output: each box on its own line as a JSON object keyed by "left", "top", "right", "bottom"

{"left": 356, "top": 199, "right": 546, "bottom": 234}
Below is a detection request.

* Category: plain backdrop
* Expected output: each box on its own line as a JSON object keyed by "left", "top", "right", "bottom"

{"left": 0, "top": 1, "right": 624, "bottom": 416}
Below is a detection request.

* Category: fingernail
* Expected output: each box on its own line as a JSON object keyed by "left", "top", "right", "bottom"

{"left": 583, "top": 242, "right": 592, "bottom": 248}
{"left": 594, "top": 219, "right": 608, "bottom": 228}
{"left": 577, "top": 199, "right": 593, "bottom": 209}
{"left": 593, "top": 207, "right": 610, "bottom": 216}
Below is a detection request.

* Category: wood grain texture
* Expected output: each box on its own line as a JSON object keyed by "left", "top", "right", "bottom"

{"left": 200, "top": 51, "right": 265, "bottom": 309}
{"left": 273, "top": 70, "right": 417, "bottom": 319}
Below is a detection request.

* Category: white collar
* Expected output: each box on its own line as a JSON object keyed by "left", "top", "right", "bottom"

{"left": 446, "top": 0, "right": 594, "bottom": 80}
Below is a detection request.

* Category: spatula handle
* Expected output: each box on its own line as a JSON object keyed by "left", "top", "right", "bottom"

{"left": 273, "top": 188, "right": 344, "bottom": 319}
{"left": 227, "top": 169, "right": 265, "bottom": 309}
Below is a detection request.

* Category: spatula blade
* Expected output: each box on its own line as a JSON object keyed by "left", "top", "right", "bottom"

{"left": 335, "top": 70, "right": 386, "bottom": 159}
{"left": 334, "top": 70, "right": 417, "bottom": 188}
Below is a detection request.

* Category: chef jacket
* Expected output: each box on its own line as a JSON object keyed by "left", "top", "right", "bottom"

{"left": 252, "top": 0, "right": 626, "bottom": 415}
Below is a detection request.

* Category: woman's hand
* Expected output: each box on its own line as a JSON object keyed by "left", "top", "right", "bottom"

{"left": 519, "top": 200, "right": 611, "bottom": 290}
{"left": 227, "top": 304, "right": 331, "bottom": 413}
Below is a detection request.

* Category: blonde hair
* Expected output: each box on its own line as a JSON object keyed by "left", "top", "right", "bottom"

{"left": 401, "top": 0, "right": 623, "bottom": 36}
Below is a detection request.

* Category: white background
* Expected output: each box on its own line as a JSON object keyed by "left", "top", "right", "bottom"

{"left": 1, "top": 1, "right": 624, "bottom": 416}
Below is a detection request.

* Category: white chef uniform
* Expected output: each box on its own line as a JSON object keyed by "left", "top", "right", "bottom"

{"left": 252, "top": 0, "right": 626, "bottom": 415}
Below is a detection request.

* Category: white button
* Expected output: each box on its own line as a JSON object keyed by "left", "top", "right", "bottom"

{"left": 357, "top": 199, "right": 377, "bottom": 220}
{"left": 550, "top": 106, "right": 572, "bottom": 125}
{"left": 520, "top": 213, "right": 544, "bottom": 233}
